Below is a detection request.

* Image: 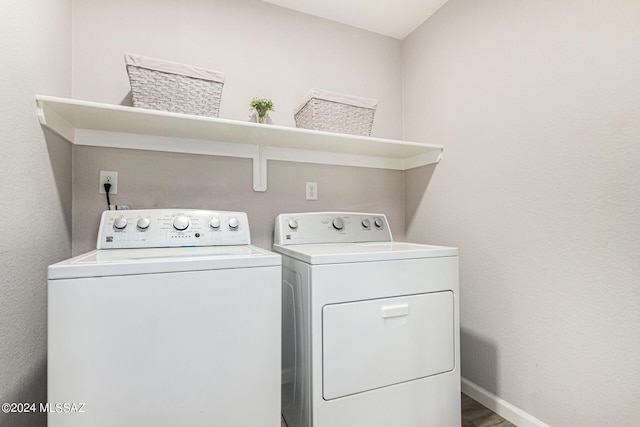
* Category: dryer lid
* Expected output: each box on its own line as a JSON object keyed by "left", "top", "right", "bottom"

{"left": 272, "top": 241, "right": 457, "bottom": 265}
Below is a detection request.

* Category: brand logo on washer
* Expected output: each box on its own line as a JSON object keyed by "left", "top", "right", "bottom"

{"left": 106, "top": 236, "right": 113, "bottom": 242}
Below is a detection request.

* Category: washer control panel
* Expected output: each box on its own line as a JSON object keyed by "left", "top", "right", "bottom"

{"left": 274, "top": 212, "right": 392, "bottom": 245}
{"left": 97, "top": 209, "right": 250, "bottom": 249}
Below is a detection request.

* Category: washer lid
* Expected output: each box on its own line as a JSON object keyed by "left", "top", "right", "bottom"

{"left": 272, "top": 241, "right": 457, "bottom": 265}
{"left": 48, "top": 245, "right": 281, "bottom": 280}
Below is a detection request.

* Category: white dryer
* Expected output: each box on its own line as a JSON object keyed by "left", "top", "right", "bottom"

{"left": 273, "top": 212, "right": 460, "bottom": 427}
{"left": 48, "top": 209, "right": 281, "bottom": 427}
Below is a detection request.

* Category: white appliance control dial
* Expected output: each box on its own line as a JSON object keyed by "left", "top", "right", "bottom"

{"left": 136, "top": 217, "right": 150, "bottom": 230}
{"left": 173, "top": 215, "right": 191, "bottom": 231}
{"left": 97, "top": 209, "right": 251, "bottom": 249}
{"left": 228, "top": 217, "right": 239, "bottom": 230}
{"left": 274, "top": 212, "right": 392, "bottom": 245}
{"left": 113, "top": 217, "right": 127, "bottom": 230}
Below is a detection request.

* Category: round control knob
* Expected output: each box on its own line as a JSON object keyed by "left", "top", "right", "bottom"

{"left": 288, "top": 219, "right": 299, "bottom": 230}
{"left": 172, "top": 215, "right": 190, "bottom": 231}
{"left": 228, "top": 217, "right": 239, "bottom": 230}
{"left": 136, "top": 217, "right": 150, "bottom": 230}
{"left": 332, "top": 217, "right": 344, "bottom": 230}
{"left": 209, "top": 217, "right": 221, "bottom": 229}
{"left": 113, "top": 217, "right": 127, "bottom": 230}
{"left": 362, "top": 218, "right": 371, "bottom": 229}
{"left": 374, "top": 218, "right": 384, "bottom": 229}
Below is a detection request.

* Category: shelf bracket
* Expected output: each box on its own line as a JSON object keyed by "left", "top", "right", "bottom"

{"left": 253, "top": 146, "right": 267, "bottom": 192}
{"left": 36, "top": 99, "right": 46, "bottom": 125}
{"left": 35, "top": 98, "right": 75, "bottom": 143}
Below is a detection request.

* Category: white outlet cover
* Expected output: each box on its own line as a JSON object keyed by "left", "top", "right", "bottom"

{"left": 99, "top": 171, "right": 118, "bottom": 194}
{"left": 306, "top": 181, "right": 318, "bottom": 201}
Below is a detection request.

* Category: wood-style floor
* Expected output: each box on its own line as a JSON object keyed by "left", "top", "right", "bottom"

{"left": 461, "top": 393, "right": 516, "bottom": 427}
{"left": 280, "top": 393, "right": 515, "bottom": 427}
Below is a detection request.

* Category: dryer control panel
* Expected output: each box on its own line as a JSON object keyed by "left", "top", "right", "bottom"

{"left": 274, "top": 212, "right": 392, "bottom": 245}
{"left": 97, "top": 209, "right": 250, "bottom": 249}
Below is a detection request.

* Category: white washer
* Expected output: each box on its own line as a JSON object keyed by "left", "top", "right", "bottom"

{"left": 273, "top": 212, "right": 460, "bottom": 427}
{"left": 48, "top": 209, "right": 281, "bottom": 427}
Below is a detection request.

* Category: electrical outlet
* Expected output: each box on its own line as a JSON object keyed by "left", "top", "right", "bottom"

{"left": 306, "top": 181, "right": 318, "bottom": 200}
{"left": 99, "top": 171, "right": 118, "bottom": 194}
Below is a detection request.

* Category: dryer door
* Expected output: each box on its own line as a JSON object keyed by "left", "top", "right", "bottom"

{"left": 322, "top": 291, "right": 454, "bottom": 400}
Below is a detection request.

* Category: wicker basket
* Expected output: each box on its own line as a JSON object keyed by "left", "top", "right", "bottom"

{"left": 294, "top": 89, "right": 377, "bottom": 136}
{"left": 125, "top": 52, "right": 225, "bottom": 118}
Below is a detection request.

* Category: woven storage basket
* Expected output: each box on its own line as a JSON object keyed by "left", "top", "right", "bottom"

{"left": 294, "top": 89, "right": 377, "bottom": 136}
{"left": 125, "top": 52, "right": 225, "bottom": 118}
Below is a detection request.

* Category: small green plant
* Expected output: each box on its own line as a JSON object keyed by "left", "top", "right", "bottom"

{"left": 250, "top": 98, "right": 275, "bottom": 123}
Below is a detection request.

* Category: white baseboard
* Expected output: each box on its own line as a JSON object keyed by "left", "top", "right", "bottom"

{"left": 461, "top": 377, "right": 550, "bottom": 427}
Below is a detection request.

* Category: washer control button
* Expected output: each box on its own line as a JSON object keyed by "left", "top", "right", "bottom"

{"left": 374, "top": 218, "right": 384, "bottom": 229}
{"left": 362, "top": 218, "right": 371, "bottom": 229}
{"left": 332, "top": 217, "right": 344, "bottom": 230}
{"left": 228, "top": 217, "right": 240, "bottom": 230}
{"left": 288, "top": 219, "right": 299, "bottom": 230}
{"left": 173, "top": 215, "right": 190, "bottom": 231}
{"left": 113, "top": 217, "right": 128, "bottom": 230}
{"left": 209, "top": 217, "right": 221, "bottom": 229}
{"left": 136, "top": 217, "right": 150, "bottom": 230}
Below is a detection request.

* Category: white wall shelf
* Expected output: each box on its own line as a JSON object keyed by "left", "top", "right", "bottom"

{"left": 36, "top": 95, "right": 443, "bottom": 191}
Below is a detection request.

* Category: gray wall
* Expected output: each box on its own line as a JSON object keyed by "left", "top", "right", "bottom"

{"left": 0, "top": 0, "right": 72, "bottom": 426}
{"left": 71, "top": 0, "right": 403, "bottom": 135}
{"left": 403, "top": 1, "right": 640, "bottom": 425}
{"left": 72, "top": 147, "right": 405, "bottom": 254}
{"left": 70, "top": 0, "right": 406, "bottom": 254}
